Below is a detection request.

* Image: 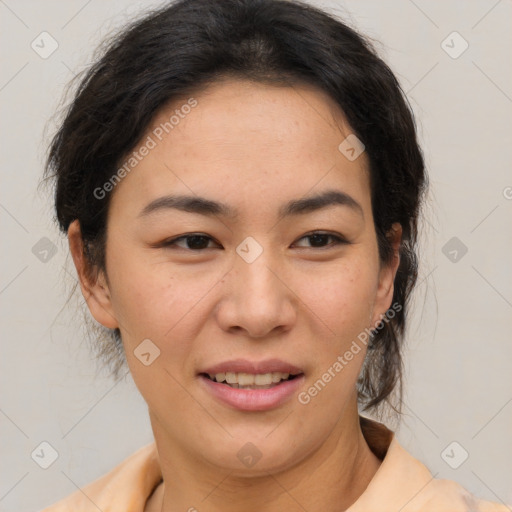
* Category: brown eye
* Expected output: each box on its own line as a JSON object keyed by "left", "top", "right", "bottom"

{"left": 294, "top": 232, "right": 348, "bottom": 249}
{"left": 161, "top": 234, "right": 221, "bottom": 251}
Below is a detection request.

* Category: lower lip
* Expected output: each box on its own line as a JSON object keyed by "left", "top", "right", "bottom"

{"left": 198, "top": 374, "right": 305, "bottom": 411}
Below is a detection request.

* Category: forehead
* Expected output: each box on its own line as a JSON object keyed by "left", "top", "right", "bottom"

{"left": 110, "top": 79, "right": 371, "bottom": 218}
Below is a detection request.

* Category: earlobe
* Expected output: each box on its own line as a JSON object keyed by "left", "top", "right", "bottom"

{"left": 67, "top": 220, "right": 119, "bottom": 330}
{"left": 371, "top": 222, "right": 402, "bottom": 326}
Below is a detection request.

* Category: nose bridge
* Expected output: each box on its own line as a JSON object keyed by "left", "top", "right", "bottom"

{"left": 217, "top": 236, "right": 295, "bottom": 337}
{"left": 234, "top": 237, "right": 282, "bottom": 308}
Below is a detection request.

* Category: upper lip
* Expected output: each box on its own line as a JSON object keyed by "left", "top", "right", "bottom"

{"left": 200, "top": 358, "right": 303, "bottom": 376}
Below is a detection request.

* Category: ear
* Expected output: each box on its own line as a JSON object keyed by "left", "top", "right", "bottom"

{"left": 370, "top": 222, "right": 402, "bottom": 327}
{"left": 67, "top": 219, "right": 119, "bottom": 329}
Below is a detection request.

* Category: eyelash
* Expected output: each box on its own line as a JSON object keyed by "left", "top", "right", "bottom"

{"left": 158, "top": 231, "right": 349, "bottom": 251}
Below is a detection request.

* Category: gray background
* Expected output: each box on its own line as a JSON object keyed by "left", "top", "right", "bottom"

{"left": 0, "top": 0, "right": 511, "bottom": 510}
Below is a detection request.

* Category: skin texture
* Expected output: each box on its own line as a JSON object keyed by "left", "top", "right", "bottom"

{"left": 68, "top": 79, "right": 402, "bottom": 512}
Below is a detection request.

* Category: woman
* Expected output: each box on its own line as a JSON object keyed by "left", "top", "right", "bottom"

{"left": 40, "top": 0, "right": 508, "bottom": 510}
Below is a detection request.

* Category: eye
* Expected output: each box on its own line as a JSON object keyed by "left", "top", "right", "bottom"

{"left": 159, "top": 233, "right": 221, "bottom": 251}
{"left": 156, "top": 231, "right": 349, "bottom": 252}
{"left": 293, "top": 231, "right": 349, "bottom": 249}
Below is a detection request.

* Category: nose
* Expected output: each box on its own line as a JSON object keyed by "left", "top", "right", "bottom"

{"left": 214, "top": 247, "right": 297, "bottom": 338}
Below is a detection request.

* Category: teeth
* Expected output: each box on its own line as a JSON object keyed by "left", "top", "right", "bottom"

{"left": 255, "top": 373, "right": 272, "bottom": 385}
{"left": 225, "top": 372, "right": 237, "bottom": 384}
{"left": 208, "top": 371, "right": 293, "bottom": 385}
{"left": 238, "top": 372, "right": 255, "bottom": 386}
{"left": 214, "top": 372, "right": 225, "bottom": 382}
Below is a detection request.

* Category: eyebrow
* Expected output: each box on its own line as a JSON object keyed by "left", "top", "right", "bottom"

{"left": 138, "top": 189, "right": 364, "bottom": 220}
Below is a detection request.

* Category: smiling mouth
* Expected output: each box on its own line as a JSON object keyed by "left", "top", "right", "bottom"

{"left": 200, "top": 371, "right": 302, "bottom": 389}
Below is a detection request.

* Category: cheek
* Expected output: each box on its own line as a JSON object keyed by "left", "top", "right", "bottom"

{"left": 106, "top": 251, "right": 222, "bottom": 350}
{"left": 293, "top": 257, "right": 379, "bottom": 411}
{"left": 297, "top": 255, "right": 378, "bottom": 347}
{"left": 109, "top": 265, "right": 206, "bottom": 400}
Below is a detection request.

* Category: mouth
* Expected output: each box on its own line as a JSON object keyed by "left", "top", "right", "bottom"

{"left": 198, "top": 370, "right": 306, "bottom": 411}
{"left": 199, "top": 371, "right": 302, "bottom": 390}
{"left": 197, "top": 359, "right": 305, "bottom": 410}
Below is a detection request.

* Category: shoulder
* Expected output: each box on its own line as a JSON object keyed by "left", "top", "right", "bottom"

{"left": 351, "top": 417, "right": 510, "bottom": 512}
{"left": 415, "top": 478, "right": 509, "bottom": 512}
{"left": 40, "top": 442, "right": 162, "bottom": 512}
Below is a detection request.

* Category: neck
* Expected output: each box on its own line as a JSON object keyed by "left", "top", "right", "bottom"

{"left": 148, "top": 399, "right": 381, "bottom": 512}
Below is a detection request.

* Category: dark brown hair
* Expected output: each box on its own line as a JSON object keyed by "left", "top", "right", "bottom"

{"left": 44, "top": 0, "right": 428, "bottom": 415}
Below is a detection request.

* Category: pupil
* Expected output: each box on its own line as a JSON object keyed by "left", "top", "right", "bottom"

{"left": 309, "top": 234, "right": 328, "bottom": 247}
{"left": 188, "top": 235, "right": 208, "bottom": 249}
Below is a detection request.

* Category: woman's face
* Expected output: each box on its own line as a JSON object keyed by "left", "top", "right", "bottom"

{"left": 75, "top": 79, "right": 400, "bottom": 474}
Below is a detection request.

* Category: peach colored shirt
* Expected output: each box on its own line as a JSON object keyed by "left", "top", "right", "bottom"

{"left": 40, "top": 416, "right": 509, "bottom": 511}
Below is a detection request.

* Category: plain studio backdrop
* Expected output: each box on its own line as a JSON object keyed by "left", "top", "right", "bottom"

{"left": 0, "top": 1, "right": 511, "bottom": 511}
